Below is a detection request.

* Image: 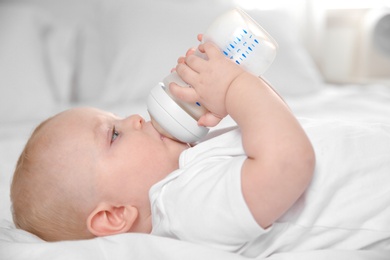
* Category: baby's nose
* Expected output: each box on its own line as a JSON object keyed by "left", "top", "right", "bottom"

{"left": 125, "top": 114, "right": 145, "bottom": 129}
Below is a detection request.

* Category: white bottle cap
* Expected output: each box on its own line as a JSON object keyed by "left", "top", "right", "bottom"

{"left": 147, "top": 83, "right": 209, "bottom": 143}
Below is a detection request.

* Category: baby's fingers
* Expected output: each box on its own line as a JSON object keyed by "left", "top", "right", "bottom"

{"left": 176, "top": 48, "right": 196, "bottom": 64}
{"left": 186, "top": 47, "right": 196, "bottom": 57}
{"left": 169, "top": 83, "right": 199, "bottom": 103}
{"left": 198, "top": 42, "right": 221, "bottom": 59}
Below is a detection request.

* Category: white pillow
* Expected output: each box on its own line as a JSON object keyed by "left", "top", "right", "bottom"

{"left": 96, "top": 0, "right": 323, "bottom": 105}
{"left": 97, "top": 0, "right": 230, "bottom": 104}
{"left": 0, "top": 3, "right": 77, "bottom": 123}
{"left": 34, "top": 0, "right": 107, "bottom": 103}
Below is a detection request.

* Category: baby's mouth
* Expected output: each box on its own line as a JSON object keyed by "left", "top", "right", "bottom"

{"left": 150, "top": 117, "right": 177, "bottom": 141}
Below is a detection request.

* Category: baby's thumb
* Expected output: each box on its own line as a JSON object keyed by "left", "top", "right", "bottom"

{"left": 198, "top": 112, "right": 223, "bottom": 127}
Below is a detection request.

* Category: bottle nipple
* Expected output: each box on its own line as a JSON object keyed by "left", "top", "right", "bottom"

{"left": 150, "top": 116, "right": 177, "bottom": 141}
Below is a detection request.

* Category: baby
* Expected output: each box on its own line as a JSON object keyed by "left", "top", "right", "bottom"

{"left": 10, "top": 41, "right": 315, "bottom": 254}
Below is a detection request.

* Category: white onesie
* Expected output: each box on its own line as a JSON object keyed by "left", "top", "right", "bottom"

{"left": 150, "top": 120, "right": 390, "bottom": 258}
{"left": 150, "top": 127, "right": 269, "bottom": 255}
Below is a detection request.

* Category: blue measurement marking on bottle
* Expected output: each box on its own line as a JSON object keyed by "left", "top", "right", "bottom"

{"left": 220, "top": 28, "right": 261, "bottom": 66}
{"left": 196, "top": 102, "right": 201, "bottom": 107}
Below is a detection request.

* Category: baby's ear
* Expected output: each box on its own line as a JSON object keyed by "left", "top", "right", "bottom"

{"left": 87, "top": 203, "right": 138, "bottom": 237}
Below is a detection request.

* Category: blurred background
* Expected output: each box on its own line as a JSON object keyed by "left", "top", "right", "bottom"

{"left": 0, "top": 0, "right": 389, "bottom": 116}
{"left": 239, "top": 0, "right": 390, "bottom": 85}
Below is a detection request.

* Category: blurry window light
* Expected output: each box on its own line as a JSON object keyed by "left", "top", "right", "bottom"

{"left": 310, "top": 0, "right": 390, "bottom": 9}
{"left": 234, "top": 0, "right": 390, "bottom": 10}
{"left": 233, "top": 0, "right": 306, "bottom": 10}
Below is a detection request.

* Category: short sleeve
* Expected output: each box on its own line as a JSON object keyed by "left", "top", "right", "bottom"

{"left": 151, "top": 129, "right": 269, "bottom": 253}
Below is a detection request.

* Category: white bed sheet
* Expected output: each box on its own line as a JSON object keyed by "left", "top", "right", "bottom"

{"left": 1, "top": 0, "right": 390, "bottom": 259}
{"left": 1, "top": 217, "right": 388, "bottom": 260}
{"left": 1, "top": 90, "right": 390, "bottom": 259}
{"left": 287, "top": 83, "right": 390, "bottom": 124}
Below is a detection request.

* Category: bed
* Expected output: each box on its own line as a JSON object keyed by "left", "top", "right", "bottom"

{"left": 1, "top": 0, "right": 389, "bottom": 259}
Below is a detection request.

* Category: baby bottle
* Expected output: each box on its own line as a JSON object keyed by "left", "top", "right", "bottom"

{"left": 147, "top": 7, "right": 278, "bottom": 143}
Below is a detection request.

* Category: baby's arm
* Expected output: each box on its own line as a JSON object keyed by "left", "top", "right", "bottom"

{"left": 171, "top": 42, "right": 315, "bottom": 229}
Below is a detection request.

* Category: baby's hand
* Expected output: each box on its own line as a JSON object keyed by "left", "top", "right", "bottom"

{"left": 170, "top": 42, "right": 245, "bottom": 127}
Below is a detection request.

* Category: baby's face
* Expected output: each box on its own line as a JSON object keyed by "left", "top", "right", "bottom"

{"left": 49, "top": 107, "right": 188, "bottom": 210}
